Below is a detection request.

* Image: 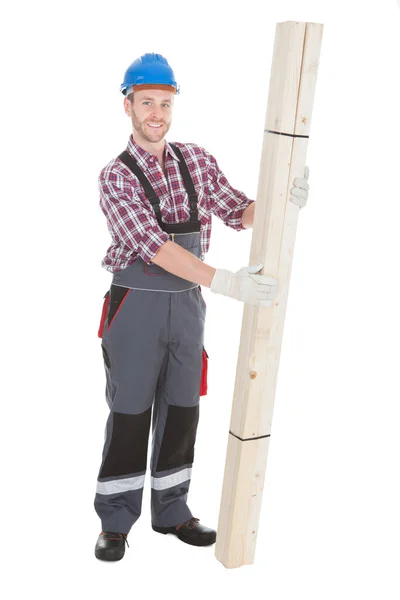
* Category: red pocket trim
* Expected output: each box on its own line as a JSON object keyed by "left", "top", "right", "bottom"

{"left": 98, "top": 292, "right": 110, "bottom": 338}
{"left": 200, "top": 348, "right": 208, "bottom": 396}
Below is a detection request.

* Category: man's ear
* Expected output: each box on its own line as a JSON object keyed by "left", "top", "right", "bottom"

{"left": 124, "top": 97, "right": 131, "bottom": 116}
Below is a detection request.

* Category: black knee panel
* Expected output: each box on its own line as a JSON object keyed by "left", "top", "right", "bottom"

{"left": 99, "top": 408, "right": 152, "bottom": 478}
{"left": 156, "top": 404, "right": 199, "bottom": 472}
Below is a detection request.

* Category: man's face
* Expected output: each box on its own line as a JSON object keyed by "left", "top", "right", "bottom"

{"left": 124, "top": 88, "right": 174, "bottom": 144}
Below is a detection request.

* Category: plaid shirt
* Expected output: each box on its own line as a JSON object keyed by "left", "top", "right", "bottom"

{"left": 99, "top": 134, "right": 254, "bottom": 272}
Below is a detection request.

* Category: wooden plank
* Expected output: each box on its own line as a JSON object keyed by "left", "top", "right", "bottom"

{"left": 215, "top": 21, "right": 324, "bottom": 569}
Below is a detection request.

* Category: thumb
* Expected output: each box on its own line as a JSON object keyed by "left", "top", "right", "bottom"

{"left": 246, "top": 263, "right": 264, "bottom": 274}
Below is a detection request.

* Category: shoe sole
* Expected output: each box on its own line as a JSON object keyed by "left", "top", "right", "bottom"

{"left": 152, "top": 525, "right": 216, "bottom": 546}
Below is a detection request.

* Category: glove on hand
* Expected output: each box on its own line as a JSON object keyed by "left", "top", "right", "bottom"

{"left": 210, "top": 264, "right": 278, "bottom": 307}
{"left": 289, "top": 166, "right": 309, "bottom": 208}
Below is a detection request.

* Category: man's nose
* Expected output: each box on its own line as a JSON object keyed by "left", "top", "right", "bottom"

{"left": 150, "top": 106, "right": 163, "bottom": 120}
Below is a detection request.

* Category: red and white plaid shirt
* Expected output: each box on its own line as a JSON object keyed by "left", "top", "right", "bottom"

{"left": 99, "top": 134, "right": 254, "bottom": 272}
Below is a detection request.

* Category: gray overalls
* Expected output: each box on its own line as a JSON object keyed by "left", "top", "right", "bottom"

{"left": 94, "top": 144, "right": 208, "bottom": 535}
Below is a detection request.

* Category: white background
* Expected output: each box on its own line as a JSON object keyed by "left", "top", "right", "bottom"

{"left": 2, "top": 0, "right": 400, "bottom": 598}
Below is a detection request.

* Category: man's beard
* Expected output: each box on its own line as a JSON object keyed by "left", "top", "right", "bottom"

{"left": 131, "top": 108, "right": 171, "bottom": 142}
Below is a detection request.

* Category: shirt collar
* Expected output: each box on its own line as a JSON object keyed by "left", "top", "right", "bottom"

{"left": 126, "top": 134, "right": 180, "bottom": 166}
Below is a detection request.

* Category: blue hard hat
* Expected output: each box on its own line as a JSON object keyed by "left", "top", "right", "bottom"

{"left": 120, "top": 53, "right": 180, "bottom": 95}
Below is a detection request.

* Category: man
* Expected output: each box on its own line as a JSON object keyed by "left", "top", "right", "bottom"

{"left": 94, "top": 52, "right": 309, "bottom": 561}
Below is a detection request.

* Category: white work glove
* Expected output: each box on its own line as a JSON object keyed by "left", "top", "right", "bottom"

{"left": 289, "top": 166, "right": 309, "bottom": 208}
{"left": 210, "top": 264, "right": 277, "bottom": 307}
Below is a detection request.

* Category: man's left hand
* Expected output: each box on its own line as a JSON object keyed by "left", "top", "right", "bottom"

{"left": 289, "top": 166, "right": 309, "bottom": 209}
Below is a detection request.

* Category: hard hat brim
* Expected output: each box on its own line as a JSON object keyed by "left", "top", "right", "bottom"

{"left": 122, "top": 83, "right": 179, "bottom": 95}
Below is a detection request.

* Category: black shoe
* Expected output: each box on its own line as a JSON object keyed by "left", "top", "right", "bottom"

{"left": 152, "top": 517, "right": 216, "bottom": 546}
{"left": 95, "top": 531, "right": 129, "bottom": 561}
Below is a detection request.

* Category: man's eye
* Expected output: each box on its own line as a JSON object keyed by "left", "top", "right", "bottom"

{"left": 143, "top": 102, "right": 170, "bottom": 107}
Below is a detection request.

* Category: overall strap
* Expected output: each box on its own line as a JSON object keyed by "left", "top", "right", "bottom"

{"left": 117, "top": 150, "right": 162, "bottom": 221}
{"left": 117, "top": 147, "right": 201, "bottom": 233}
{"left": 168, "top": 143, "right": 199, "bottom": 224}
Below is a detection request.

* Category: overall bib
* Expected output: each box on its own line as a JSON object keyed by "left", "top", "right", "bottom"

{"left": 94, "top": 144, "right": 208, "bottom": 534}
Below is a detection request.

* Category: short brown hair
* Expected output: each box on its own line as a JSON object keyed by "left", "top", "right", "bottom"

{"left": 126, "top": 92, "right": 134, "bottom": 103}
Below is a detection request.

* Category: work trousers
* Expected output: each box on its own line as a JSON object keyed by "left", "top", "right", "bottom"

{"left": 94, "top": 263, "right": 207, "bottom": 534}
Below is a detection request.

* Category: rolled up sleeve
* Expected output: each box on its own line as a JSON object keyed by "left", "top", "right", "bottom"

{"left": 207, "top": 152, "right": 254, "bottom": 231}
{"left": 99, "top": 166, "right": 169, "bottom": 265}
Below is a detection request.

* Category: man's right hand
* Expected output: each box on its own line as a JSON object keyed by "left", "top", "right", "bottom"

{"left": 210, "top": 264, "right": 278, "bottom": 307}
